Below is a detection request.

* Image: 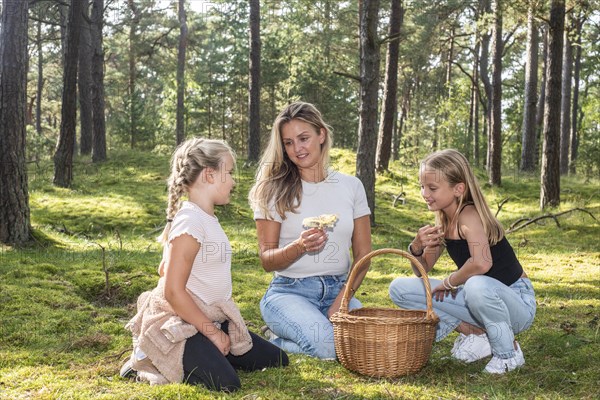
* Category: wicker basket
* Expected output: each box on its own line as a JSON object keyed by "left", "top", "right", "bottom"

{"left": 330, "top": 248, "right": 439, "bottom": 378}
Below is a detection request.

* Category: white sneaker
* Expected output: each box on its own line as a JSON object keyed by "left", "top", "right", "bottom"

{"left": 451, "top": 333, "right": 467, "bottom": 355}
{"left": 452, "top": 333, "right": 492, "bottom": 363}
{"left": 484, "top": 343, "right": 525, "bottom": 374}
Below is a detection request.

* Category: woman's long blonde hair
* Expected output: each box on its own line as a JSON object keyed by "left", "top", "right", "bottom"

{"left": 158, "top": 137, "right": 235, "bottom": 244}
{"left": 248, "top": 102, "right": 332, "bottom": 219}
{"left": 421, "top": 149, "right": 504, "bottom": 245}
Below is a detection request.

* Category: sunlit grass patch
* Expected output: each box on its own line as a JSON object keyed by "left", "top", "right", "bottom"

{"left": 1, "top": 149, "right": 598, "bottom": 399}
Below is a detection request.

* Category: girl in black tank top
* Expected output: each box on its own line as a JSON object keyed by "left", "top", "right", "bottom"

{"left": 390, "top": 149, "right": 535, "bottom": 375}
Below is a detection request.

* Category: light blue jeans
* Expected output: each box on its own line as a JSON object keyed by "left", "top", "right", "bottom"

{"left": 260, "top": 274, "right": 361, "bottom": 360}
{"left": 389, "top": 275, "right": 536, "bottom": 359}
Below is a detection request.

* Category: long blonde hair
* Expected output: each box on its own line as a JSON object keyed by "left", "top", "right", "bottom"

{"left": 248, "top": 102, "right": 333, "bottom": 219}
{"left": 158, "top": 137, "right": 235, "bottom": 244}
{"left": 421, "top": 149, "right": 504, "bottom": 245}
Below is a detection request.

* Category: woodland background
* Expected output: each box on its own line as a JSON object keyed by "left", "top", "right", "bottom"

{"left": 0, "top": 1, "right": 599, "bottom": 399}
{"left": 1, "top": 0, "right": 599, "bottom": 245}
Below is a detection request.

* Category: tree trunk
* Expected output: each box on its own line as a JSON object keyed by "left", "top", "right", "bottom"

{"left": 128, "top": 0, "right": 140, "bottom": 149}
{"left": 488, "top": 0, "right": 502, "bottom": 186}
{"left": 376, "top": 0, "right": 402, "bottom": 172}
{"left": 79, "top": 12, "right": 93, "bottom": 155}
{"left": 520, "top": 2, "right": 539, "bottom": 172}
{"left": 478, "top": 0, "right": 492, "bottom": 169}
{"left": 247, "top": 0, "right": 261, "bottom": 162}
{"left": 176, "top": 0, "right": 188, "bottom": 145}
{"left": 569, "top": 15, "right": 583, "bottom": 175}
{"left": 559, "top": 25, "right": 572, "bottom": 175}
{"left": 356, "top": 0, "right": 381, "bottom": 226}
{"left": 535, "top": 24, "right": 548, "bottom": 168}
{"left": 36, "top": 17, "right": 44, "bottom": 135}
{"left": 54, "top": 0, "right": 83, "bottom": 188}
{"left": 472, "top": 33, "right": 481, "bottom": 166}
{"left": 392, "top": 85, "right": 410, "bottom": 161}
{"left": 91, "top": 0, "right": 107, "bottom": 163}
{"left": 0, "top": 0, "right": 31, "bottom": 245}
{"left": 540, "top": 0, "right": 565, "bottom": 209}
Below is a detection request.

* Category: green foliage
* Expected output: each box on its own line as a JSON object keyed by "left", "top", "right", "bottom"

{"left": 1, "top": 149, "right": 599, "bottom": 399}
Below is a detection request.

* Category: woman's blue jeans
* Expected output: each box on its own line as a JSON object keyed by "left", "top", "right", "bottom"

{"left": 389, "top": 275, "right": 536, "bottom": 358}
{"left": 260, "top": 274, "right": 361, "bottom": 360}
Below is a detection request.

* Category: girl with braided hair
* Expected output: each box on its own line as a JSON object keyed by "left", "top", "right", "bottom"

{"left": 122, "top": 138, "right": 288, "bottom": 392}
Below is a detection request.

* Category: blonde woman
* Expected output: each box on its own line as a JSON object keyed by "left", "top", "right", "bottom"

{"left": 122, "top": 138, "right": 288, "bottom": 392}
{"left": 389, "top": 149, "right": 536, "bottom": 374}
{"left": 248, "top": 102, "right": 372, "bottom": 359}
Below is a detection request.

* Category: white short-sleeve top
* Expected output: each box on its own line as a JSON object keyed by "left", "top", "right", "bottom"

{"left": 253, "top": 171, "right": 371, "bottom": 278}
{"left": 165, "top": 201, "right": 232, "bottom": 304}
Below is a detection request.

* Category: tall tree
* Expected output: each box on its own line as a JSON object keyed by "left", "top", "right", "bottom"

{"left": 478, "top": 0, "right": 493, "bottom": 168}
{"left": 376, "top": 0, "right": 403, "bottom": 172}
{"left": 520, "top": 1, "right": 539, "bottom": 172}
{"left": 535, "top": 24, "right": 548, "bottom": 167}
{"left": 35, "top": 16, "right": 44, "bottom": 136}
{"left": 559, "top": 21, "right": 572, "bottom": 175}
{"left": 488, "top": 0, "right": 503, "bottom": 185}
{"left": 569, "top": 12, "right": 585, "bottom": 174}
{"left": 247, "top": 0, "right": 261, "bottom": 162}
{"left": 79, "top": 9, "right": 93, "bottom": 155}
{"left": 54, "top": 0, "right": 83, "bottom": 187}
{"left": 356, "top": 0, "right": 381, "bottom": 226}
{"left": 176, "top": 0, "right": 188, "bottom": 145}
{"left": 127, "top": 0, "right": 140, "bottom": 149}
{"left": 540, "top": 0, "right": 565, "bottom": 209}
{"left": 0, "top": 0, "right": 31, "bottom": 245}
{"left": 91, "top": 0, "right": 106, "bottom": 162}
{"left": 470, "top": 40, "right": 481, "bottom": 166}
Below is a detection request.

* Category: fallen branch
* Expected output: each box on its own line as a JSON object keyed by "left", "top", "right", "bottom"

{"left": 495, "top": 197, "right": 510, "bottom": 218}
{"left": 507, "top": 207, "right": 597, "bottom": 234}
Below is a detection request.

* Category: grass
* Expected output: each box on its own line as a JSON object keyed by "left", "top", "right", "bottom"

{"left": 1, "top": 148, "right": 599, "bottom": 399}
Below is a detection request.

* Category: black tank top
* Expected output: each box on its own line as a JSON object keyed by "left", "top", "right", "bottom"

{"left": 445, "top": 236, "right": 523, "bottom": 286}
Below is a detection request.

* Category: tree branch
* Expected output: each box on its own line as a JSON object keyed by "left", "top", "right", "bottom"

{"left": 333, "top": 71, "right": 361, "bottom": 82}
{"left": 507, "top": 208, "right": 597, "bottom": 234}
{"left": 495, "top": 197, "right": 510, "bottom": 218}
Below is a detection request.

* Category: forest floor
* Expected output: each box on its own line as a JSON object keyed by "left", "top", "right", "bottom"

{"left": 1, "top": 149, "right": 599, "bottom": 399}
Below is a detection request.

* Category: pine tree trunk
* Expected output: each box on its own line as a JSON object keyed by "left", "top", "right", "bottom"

{"left": 569, "top": 15, "right": 583, "bottom": 175}
{"left": 79, "top": 14, "right": 93, "bottom": 155}
{"left": 356, "top": 0, "right": 381, "bottom": 226}
{"left": 520, "top": 2, "right": 539, "bottom": 172}
{"left": 91, "top": 0, "right": 107, "bottom": 163}
{"left": 478, "top": 0, "right": 492, "bottom": 170}
{"left": 488, "top": 0, "right": 503, "bottom": 186}
{"left": 36, "top": 18, "right": 44, "bottom": 135}
{"left": 540, "top": 0, "right": 565, "bottom": 209}
{"left": 535, "top": 25, "right": 548, "bottom": 168}
{"left": 376, "top": 0, "right": 402, "bottom": 172}
{"left": 0, "top": 0, "right": 31, "bottom": 245}
{"left": 128, "top": 0, "right": 139, "bottom": 149}
{"left": 559, "top": 27, "right": 572, "bottom": 175}
{"left": 176, "top": 0, "right": 188, "bottom": 145}
{"left": 247, "top": 0, "right": 261, "bottom": 162}
{"left": 54, "top": 0, "right": 83, "bottom": 188}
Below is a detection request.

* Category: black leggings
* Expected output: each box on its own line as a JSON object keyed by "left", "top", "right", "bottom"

{"left": 182, "top": 322, "right": 289, "bottom": 392}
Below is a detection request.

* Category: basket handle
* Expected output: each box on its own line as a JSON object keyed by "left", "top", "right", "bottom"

{"left": 339, "top": 248, "right": 436, "bottom": 319}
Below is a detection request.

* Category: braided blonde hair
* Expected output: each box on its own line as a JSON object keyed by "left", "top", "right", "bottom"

{"left": 158, "top": 137, "right": 235, "bottom": 244}
{"left": 248, "top": 102, "right": 333, "bottom": 219}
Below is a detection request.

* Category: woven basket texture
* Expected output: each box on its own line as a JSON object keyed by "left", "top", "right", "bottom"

{"left": 331, "top": 248, "right": 439, "bottom": 378}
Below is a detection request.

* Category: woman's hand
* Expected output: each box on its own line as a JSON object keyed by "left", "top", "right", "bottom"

{"left": 207, "top": 329, "right": 231, "bottom": 356}
{"left": 297, "top": 227, "right": 327, "bottom": 253}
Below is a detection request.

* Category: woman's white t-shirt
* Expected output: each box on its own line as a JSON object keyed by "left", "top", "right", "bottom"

{"left": 253, "top": 171, "right": 371, "bottom": 278}
{"left": 165, "top": 201, "right": 232, "bottom": 304}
